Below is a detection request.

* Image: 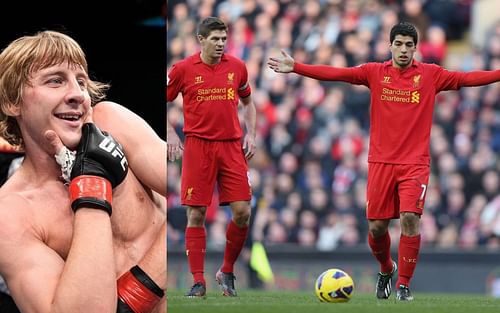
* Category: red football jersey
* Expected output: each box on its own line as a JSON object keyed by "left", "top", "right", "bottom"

{"left": 167, "top": 53, "right": 251, "bottom": 140}
{"left": 294, "top": 60, "right": 493, "bottom": 165}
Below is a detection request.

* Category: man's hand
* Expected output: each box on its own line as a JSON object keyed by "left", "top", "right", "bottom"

{"left": 242, "top": 134, "right": 256, "bottom": 160}
{"left": 167, "top": 130, "right": 183, "bottom": 162}
{"left": 69, "top": 123, "right": 129, "bottom": 215}
{"left": 267, "top": 50, "right": 295, "bottom": 73}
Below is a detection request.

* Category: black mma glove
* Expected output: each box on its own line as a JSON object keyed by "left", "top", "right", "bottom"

{"left": 69, "top": 123, "right": 128, "bottom": 216}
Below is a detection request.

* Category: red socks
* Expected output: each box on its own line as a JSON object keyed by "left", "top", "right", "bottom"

{"left": 185, "top": 221, "right": 248, "bottom": 284}
{"left": 368, "top": 231, "right": 394, "bottom": 273}
{"left": 396, "top": 234, "right": 420, "bottom": 287}
{"left": 185, "top": 227, "right": 206, "bottom": 285}
{"left": 220, "top": 220, "right": 249, "bottom": 273}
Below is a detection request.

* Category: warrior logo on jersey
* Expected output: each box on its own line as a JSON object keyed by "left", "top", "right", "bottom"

{"left": 413, "top": 74, "right": 421, "bottom": 88}
{"left": 195, "top": 75, "right": 204, "bottom": 84}
{"left": 382, "top": 76, "right": 391, "bottom": 84}
{"left": 227, "top": 72, "right": 234, "bottom": 84}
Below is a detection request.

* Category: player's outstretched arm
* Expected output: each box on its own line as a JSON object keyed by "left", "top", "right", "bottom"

{"left": 433, "top": 67, "right": 500, "bottom": 91}
{"left": 92, "top": 101, "right": 167, "bottom": 197}
{"left": 268, "top": 49, "right": 366, "bottom": 83}
{"left": 459, "top": 69, "right": 500, "bottom": 87}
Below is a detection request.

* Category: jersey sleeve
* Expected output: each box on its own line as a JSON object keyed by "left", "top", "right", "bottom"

{"left": 293, "top": 62, "right": 371, "bottom": 86}
{"left": 432, "top": 64, "right": 500, "bottom": 92}
{"left": 167, "top": 63, "right": 183, "bottom": 102}
{"left": 432, "top": 64, "right": 463, "bottom": 91}
{"left": 238, "top": 62, "right": 251, "bottom": 98}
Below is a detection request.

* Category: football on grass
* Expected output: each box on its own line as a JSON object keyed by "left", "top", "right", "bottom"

{"left": 314, "top": 268, "right": 354, "bottom": 303}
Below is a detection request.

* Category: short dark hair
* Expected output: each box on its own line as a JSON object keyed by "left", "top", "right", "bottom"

{"left": 197, "top": 17, "right": 228, "bottom": 38}
{"left": 390, "top": 22, "right": 418, "bottom": 45}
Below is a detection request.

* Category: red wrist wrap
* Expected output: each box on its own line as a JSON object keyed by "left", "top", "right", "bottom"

{"left": 117, "top": 270, "right": 162, "bottom": 313}
{"left": 69, "top": 175, "right": 112, "bottom": 206}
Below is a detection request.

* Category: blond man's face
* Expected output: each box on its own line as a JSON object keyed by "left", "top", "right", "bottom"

{"left": 19, "top": 62, "right": 92, "bottom": 150}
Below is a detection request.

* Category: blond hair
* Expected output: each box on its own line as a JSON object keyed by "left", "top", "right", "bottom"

{"left": 0, "top": 30, "right": 110, "bottom": 148}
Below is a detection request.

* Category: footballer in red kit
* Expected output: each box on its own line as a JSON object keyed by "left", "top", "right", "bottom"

{"left": 167, "top": 16, "right": 257, "bottom": 298}
{"left": 167, "top": 53, "right": 251, "bottom": 140}
{"left": 268, "top": 22, "right": 500, "bottom": 301}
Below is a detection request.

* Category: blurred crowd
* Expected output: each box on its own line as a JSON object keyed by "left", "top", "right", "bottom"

{"left": 167, "top": 0, "right": 500, "bottom": 251}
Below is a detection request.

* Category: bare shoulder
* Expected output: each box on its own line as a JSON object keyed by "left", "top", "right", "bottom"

{"left": 0, "top": 188, "right": 31, "bottom": 238}
{"left": 92, "top": 101, "right": 128, "bottom": 126}
{"left": 91, "top": 101, "right": 147, "bottom": 133}
{"left": 0, "top": 173, "right": 52, "bottom": 238}
{"left": 92, "top": 101, "right": 138, "bottom": 118}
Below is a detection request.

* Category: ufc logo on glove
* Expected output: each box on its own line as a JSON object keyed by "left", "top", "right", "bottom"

{"left": 99, "top": 137, "right": 128, "bottom": 171}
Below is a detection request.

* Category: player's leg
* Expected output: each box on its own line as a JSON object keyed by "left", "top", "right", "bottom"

{"left": 366, "top": 163, "right": 399, "bottom": 299}
{"left": 395, "top": 164, "right": 429, "bottom": 301}
{"left": 184, "top": 205, "right": 208, "bottom": 297}
{"left": 216, "top": 140, "right": 251, "bottom": 296}
{"left": 396, "top": 211, "right": 419, "bottom": 301}
{"left": 181, "top": 137, "right": 218, "bottom": 297}
{"left": 368, "top": 219, "right": 397, "bottom": 299}
{"left": 215, "top": 200, "right": 251, "bottom": 297}
{"left": 224, "top": 201, "right": 251, "bottom": 272}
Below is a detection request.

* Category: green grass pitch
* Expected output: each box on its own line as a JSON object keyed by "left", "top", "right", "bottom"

{"left": 167, "top": 290, "right": 500, "bottom": 313}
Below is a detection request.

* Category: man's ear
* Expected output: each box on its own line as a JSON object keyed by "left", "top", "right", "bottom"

{"left": 4, "top": 102, "right": 20, "bottom": 117}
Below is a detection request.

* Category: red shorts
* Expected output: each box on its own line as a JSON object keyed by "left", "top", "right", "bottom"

{"left": 366, "top": 163, "right": 430, "bottom": 220}
{"left": 181, "top": 136, "right": 251, "bottom": 207}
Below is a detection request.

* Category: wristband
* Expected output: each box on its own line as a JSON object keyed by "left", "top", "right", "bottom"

{"left": 69, "top": 175, "right": 113, "bottom": 216}
{"left": 117, "top": 265, "right": 164, "bottom": 313}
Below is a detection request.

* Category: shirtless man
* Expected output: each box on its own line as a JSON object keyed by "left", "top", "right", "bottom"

{"left": 0, "top": 30, "right": 166, "bottom": 312}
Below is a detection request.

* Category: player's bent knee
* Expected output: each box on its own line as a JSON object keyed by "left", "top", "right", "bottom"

{"left": 231, "top": 204, "right": 251, "bottom": 226}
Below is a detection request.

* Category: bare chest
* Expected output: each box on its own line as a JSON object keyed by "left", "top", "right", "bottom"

{"left": 31, "top": 178, "right": 164, "bottom": 271}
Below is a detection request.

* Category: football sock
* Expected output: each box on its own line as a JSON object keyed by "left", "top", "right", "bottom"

{"left": 368, "top": 231, "right": 393, "bottom": 274}
{"left": 397, "top": 234, "right": 421, "bottom": 287}
{"left": 220, "top": 220, "right": 249, "bottom": 273}
{"left": 185, "top": 226, "right": 206, "bottom": 285}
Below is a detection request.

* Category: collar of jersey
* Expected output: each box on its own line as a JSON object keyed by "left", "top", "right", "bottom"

{"left": 193, "top": 52, "right": 228, "bottom": 64}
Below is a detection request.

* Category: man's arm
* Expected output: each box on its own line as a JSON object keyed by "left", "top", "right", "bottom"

{"left": 92, "top": 101, "right": 166, "bottom": 197}
{"left": 240, "top": 95, "right": 256, "bottom": 159}
{"left": 167, "top": 120, "right": 183, "bottom": 162}
{"left": 167, "top": 63, "right": 185, "bottom": 162}
{"left": 115, "top": 202, "right": 166, "bottom": 313}
{"left": 433, "top": 65, "right": 500, "bottom": 91}
{"left": 92, "top": 102, "right": 167, "bottom": 312}
{"left": 0, "top": 123, "right": 129, "bottom": 313}
{"left": 0, "top": 198, "right": 116, "bottom": 313}
{"left": 458, "top": 69, "right": 500, "bottom": 87}
{"left": 268, "top": 49, "right": 368, "bottom": 84}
